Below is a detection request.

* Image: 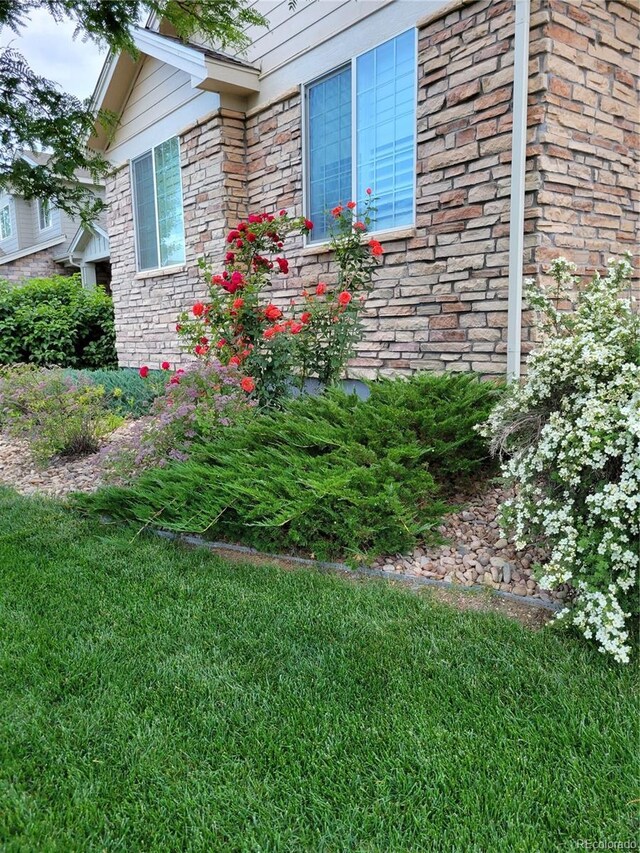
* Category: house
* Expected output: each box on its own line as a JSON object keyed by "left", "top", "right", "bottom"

{"left": 0, "top": 151, "right": 111, "bottom": 290}
{"left": 89, "top": 0, "right": 639, "bottom": 377}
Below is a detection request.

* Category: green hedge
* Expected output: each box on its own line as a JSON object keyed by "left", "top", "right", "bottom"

{"left": 79, "top": 373, "right": 503, "bottom": 560}
{"left": 0, "top": 274, "right": 117, "bottom": 369}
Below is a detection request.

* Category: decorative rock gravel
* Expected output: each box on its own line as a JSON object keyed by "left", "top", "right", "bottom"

{"left": 0, "top": 430, "right": 565, "bottom": 603}
{"left": 0, "top": 423, "right": 140, "bottom": 498}
{"left": 371, "top": 486, "right": 567, "bottom": 604}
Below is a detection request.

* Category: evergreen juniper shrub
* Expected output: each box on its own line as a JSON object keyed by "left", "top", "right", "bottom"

{"left": 79, "top": 373, "right": 502, "bottom": 560}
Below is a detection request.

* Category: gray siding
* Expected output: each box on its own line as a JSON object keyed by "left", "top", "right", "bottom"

{"left": 242, "top": 0, "right": 446, "bottom": 106}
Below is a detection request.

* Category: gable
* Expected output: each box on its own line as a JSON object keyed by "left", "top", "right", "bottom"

{"left": 107, "top": 55, "right": 220, "bottom": 164}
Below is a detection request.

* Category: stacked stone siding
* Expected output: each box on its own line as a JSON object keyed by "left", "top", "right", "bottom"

{"left": 531, "top": 0, "right": 639, "bottom": 279}
{"left": 107, "top": 0, "right": 638, "bottom": 372}
{"left": 0, "top": 246, "right": 71, "bottom": 284}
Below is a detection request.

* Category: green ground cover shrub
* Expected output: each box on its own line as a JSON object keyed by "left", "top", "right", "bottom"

{"left": 79, "top": 373, "right": 502, "bottom": 559}
{"left": 0, "top": 274, "right": 117, "bottom": 369}
{"left": 0, "top": 365, "right": 121, "bottom": 461}
{"left": 67, "top": 367, "right": 162, "bottom": 417}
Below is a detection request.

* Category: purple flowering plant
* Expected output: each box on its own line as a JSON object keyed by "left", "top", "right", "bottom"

{"left": 105, "top": 359, "right": 253, "bottom": 476}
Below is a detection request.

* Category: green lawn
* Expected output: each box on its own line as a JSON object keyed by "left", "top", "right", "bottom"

{"left": 0, "top": 488, "right": 637, "bottom": 852}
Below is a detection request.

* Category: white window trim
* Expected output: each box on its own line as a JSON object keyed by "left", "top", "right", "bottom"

{"left": 0, "top": 202, "right": 12, "bottom": 240}
{"left": 37, "top": 198, "right": 53, "bottom": 231}
{"left": 302, "top": 27, "right": 418, "bottom": 246}
{"left": 130, "top": 135, "right": 186, "bottom": 274}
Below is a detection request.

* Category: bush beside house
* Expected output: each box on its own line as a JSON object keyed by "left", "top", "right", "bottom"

{"left": 0, "top": 274, "right": 117, "bottom": 369}
{"left": 482, "top": 256, "right": 639, "bottom": 662}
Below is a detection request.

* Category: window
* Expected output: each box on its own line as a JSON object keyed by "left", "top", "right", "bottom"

{"left": 132, "top": 136, "right": 186, "bottom": 271}
{"left": 305, "top": 29, "right": 416, "bottom": 241}
{"left": 0, "top": 204, "right": 11, "bottom": 240}
{"left": 38, "top": 199, "right": 52, "bottom": 230}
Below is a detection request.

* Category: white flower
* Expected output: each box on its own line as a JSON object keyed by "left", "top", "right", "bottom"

{"left": 484, "top": 253, "right": 639, "bottom": 662}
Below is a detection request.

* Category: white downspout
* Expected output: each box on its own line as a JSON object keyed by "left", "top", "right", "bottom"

{"left": 506, "top": 0, "right": 531, "bottom": 381}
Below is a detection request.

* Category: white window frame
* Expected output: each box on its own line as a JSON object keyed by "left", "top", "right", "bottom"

{"left": 37, "top": 198, "right": 52, "bottom": 231}
{"left": 130, "top": 135, "right": 186, "bottom": 273}
{"left": 302, "top": 27, "right": 418, "bottom": 245}
{"left": 0, "top": 202, "right": 12, "bottom": 240}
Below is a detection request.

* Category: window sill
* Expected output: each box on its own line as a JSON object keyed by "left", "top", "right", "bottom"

{"left": 300, "top": 225, "right": 417, "bottom": 256}
{"left": 135, "top": 264, "right": 187, "bottom": 280}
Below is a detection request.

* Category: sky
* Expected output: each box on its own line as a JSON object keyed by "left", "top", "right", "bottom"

{"left": 0, "top": 7, "right": 108, "bottom": 101}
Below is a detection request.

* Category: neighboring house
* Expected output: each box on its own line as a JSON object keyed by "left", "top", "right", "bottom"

{"left": 0, "top": 151, "right": 111, "bottom": 290}
{"left": 89, "top": 0, "right": 639, "bottom": 376}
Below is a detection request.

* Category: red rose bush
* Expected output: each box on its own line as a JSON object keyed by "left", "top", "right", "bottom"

{"left": 175, "top": 196, "right": 383, "bottom": 405}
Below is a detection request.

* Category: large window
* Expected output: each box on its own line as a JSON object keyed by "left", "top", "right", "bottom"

{"left": 0, "top": 204, "right": 11, "bottom": 240}
{"left": 305, "top": 29, "right": 416, "bottom": 241}
{"left": 132, "top": 136, "right": 186, "bottom": 271}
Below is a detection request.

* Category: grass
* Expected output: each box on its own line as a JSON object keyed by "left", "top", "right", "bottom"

{"left": 0, "top": 488, "right": 637, "bottom": 851}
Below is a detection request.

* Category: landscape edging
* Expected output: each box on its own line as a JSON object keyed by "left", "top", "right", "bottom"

{"left": 150, "top": 527, "right": 561, "bottom": 612}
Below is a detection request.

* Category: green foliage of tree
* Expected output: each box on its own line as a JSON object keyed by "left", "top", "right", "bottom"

{"left": 0, "top": 0, "right": 272, "bottom": 222}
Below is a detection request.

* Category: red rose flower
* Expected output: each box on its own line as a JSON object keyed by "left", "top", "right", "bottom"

{"left": 200, "top": 337, "right": 209, "bottom": 345}
{"left": 264, "top": 304, "right": 282, "bottom": 321}
{"left": 304, "top": 219, "right": 314, "bottom": 231}
{"left": 176, "top": 324, "right": 182, "bottom": 332}
{"left": 368, "top": 239, "right": 384, "bottom": 256}
{"left": 316, "top": 282, "right": 327, "bottom": 296}
{"left": 290, "top": 322, "right": 303, "bottom": 334}
{"left": 139, "top": 366, "right": 149, "bottom": 378}
{"left": 279, "top": 209, "right": 287, "bottom": 216}
{"left": 225, "top": 252, "right": 235, "bottom": 262}
{"left": 366, "top": 187, "right": 372, "bottom": 195}
{"left": 216, "top": 339, "right": 226, "bottom": 349}
{"left": 275, "top": 257, "right": 289, "bottom": 274}
{"left": 170, "top": 375, "right": 180, "bottom": 385}
{"left": 331, "top": 205, "right": 343, "bottom": 218}
{"left": 227, "top": 229, "right": 240, "bottom": 241}
{"left": 228, "top": 356, "right": 241, "bottom": 366}
{"left": 346, "top": 201, "right": 356, "bottom": 209}
{"left": 301, "top": 311, "right": 312, "bottom": 324}
{"left": 246, "top": 232, "right": 256, "bottom": 242}
{"left": 230, "top": 271, "right": 244, "bottom": 287}
{"left": 222, "top": 281, "right": 241, "bottom": 294}
{"left": 240, "top": 377, "right": 255, "bottom": 393}
{"left": 353, "top": 221, "right": 366, "bottom": 231}
{"left": 248, "top": 213, "right": 262, "bottom": 224}
{"left": 232, "top": 298, "right": 244, "bottom": 310}
{"left": 192, "top": 302, "right": 205, "bottom": 317}
{"left": 194, "top": 344, "right": 210, "bottom": 356}
{"left": 337, "top": 291, "right": 352, "bottom": 306}
{"left": 237, "top": 222, "right": 247, "bottom": 232}
{"left": 263, "top": 327, "right": 277, "bottom": 339}
{"left": 235, "top": 239, "right": 243, "bottom": 249}
{"left": 161, "top": 361, "right": 170, "bottom": 370}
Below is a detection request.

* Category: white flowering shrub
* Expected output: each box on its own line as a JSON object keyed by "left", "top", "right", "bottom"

{"left": 480, "top": 256, "right": 639, "bottom": 662}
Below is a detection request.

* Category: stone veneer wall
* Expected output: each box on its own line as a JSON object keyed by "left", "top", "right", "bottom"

{"left": 106, "top": 109, "right": 247, "bottom": 367}
{"left": 529, "top": 0, "right": 639, "bottom": 279}
{"left": 244, "top": 0, "right": 524, "bottom": 378}
{"left": 108, "top": 0, "right": 638, "bottom": 371}
{"left": 0, "top": 246, "right": 71, "bottom": 284}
